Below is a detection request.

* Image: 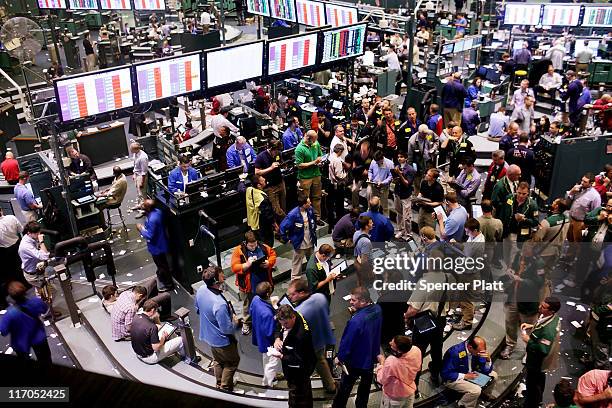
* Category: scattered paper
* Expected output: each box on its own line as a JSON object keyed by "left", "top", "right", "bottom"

{"left": 570, "top": 321, "right": 582, "bottom": 328}
{"left": 99, "top": 274, "right": 106, "bottom": 279}
{"left": 576, "top": 305, "right": 587, "bottom": 312}
{"left": 50, "top": 334, "right": 57, "bottom": 339}
{"left": 342, "top": 294, "right": 351, "bottom": 301}
{"left": 126, "top": 273, "right": 133, "bottom": 277}
{"left": 44, "top": 320, "right": 50, "bottom": 326}
{"left": 88, "top": 298, "right": 99, "bottom": 303}
{"left": 566, "top": 301, "right": 576, "bottom": 306}
{"left": 119, "top": 250, "right": 127, "bottom": 256}
{"left": 5, "top": 347, "right": 13, "bottom": 354}
{"left": 0, "top": 310, "right": 6, "bottom": 315}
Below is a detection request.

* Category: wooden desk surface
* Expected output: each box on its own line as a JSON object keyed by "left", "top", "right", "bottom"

{"left": 77, "top": 121, "right": 124, "bottom": 137}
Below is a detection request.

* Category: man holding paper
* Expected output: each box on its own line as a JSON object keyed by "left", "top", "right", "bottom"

{"left": 441, "top": 336, "right": 497, "bottom": 408}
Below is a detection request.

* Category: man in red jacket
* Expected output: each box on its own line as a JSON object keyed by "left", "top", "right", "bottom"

{"left": 230, "top": 231, "right": 277, "bottom": 335}
{"left": 1, "top": 152, "right": 19, "bottom": 185}
{"left": 482, "top": 150, "right": 508, "bottom": 200}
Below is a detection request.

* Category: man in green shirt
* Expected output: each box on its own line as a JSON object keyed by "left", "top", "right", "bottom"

{"left": 295, "top": 130, "right": 324, "bottom": 225}
{"left": 521, "top": 297, "right": 561, "bottom": 408}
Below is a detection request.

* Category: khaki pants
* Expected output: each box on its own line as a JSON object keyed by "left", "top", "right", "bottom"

{"left": 418, "top": 208, "right": 435, "bottom": 231}
{"left": 443, "top": 108, "right": 461, "bottom": 127}
{"left": 211, "top": 342, "right": 240, "bottom": 391}
{"left": 381, "top": 393, "right": 415, "bottom": 408}
{"left": 85, "top": 53, "right": 97, "bottom": 72}
{"left": 22, "top": 209, "right": 38, "bottom": 223}
{"left": 394, "top": 196, "right": 412, "bottom": 239}
{"left": 139, "top": 337, "right": 184, "bottom": 364}
{"left": 135, "top": 174, "right": 147, "bottom": 205}
{"left": 299, "top": 176, "right": 322, "bottom": 219}
{"left": 351, "top": 179, "right": 364, "bottom": 210}
{"left": 565, "top": 218, "right": 584, "bottom": 261}
{"left": 367, "top": 183, "right": 390, "bottom": 215}
{"left": 315, "top": 348, "right": 336, "bottom": 392}
{"left": 265, "top": 181, "right": 287, "bottom": 220}
{"left": 445, "top": 371, "right": 498, "bottom": 408}
{"left": 504, "top": 304, "right": 538, "bottom": 348}
{"left": 291, "top": 247, "right": 313, "bottom": 280}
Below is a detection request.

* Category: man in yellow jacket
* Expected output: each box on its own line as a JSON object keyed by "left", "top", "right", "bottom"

{"left": 246, "top": 175, "right": 277, "bottom": 246}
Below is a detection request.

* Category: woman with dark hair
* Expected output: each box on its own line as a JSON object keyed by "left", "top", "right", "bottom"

{"left": 465, "top": 77, "right": 482, "bottom": 108}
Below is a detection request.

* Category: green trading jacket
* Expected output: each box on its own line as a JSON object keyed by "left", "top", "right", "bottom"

{"left": 497, "top": 193, "right": 539, "bottom": 240}
{"left": 584, "top": 206, "right": 605, "bottom": 242}
{"left": 526, "top": 314, "right": 560, "bottom": 371}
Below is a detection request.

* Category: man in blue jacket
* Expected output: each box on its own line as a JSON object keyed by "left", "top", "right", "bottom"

{"left": 167, "top": 155, "right": 200, "bottom": 195}
{"left": 280, "top": 195, "right": 317, "bottom": 280}
{"left": 226, "top": 136, "right": 257, "bottom": 172}
{"left": 442, "top": 72, "right": 467, "bottom": 127}
{"left": 360, "top": 196, "right": 394, "bottom": 246}
{"left": 195, "top": 266, "right": 241, "bottom": 391}
{"left": 333, "top": 286, "right": 383, "bottom": 408}
{"left": 249, "top": 282, "right": 281, "bottom": 387}
{"left": 441, "top": 336, "right": 497, "bottom": 408}
{"left": 137, "top": 199, "right": 174, "bottom": 291}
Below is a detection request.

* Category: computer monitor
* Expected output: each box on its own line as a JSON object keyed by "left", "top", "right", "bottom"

{"left": 453, "top": 40, "right": 465, "bottom": 53}
{"left": 185, "top": 177, "right": 206, "bottom": 195}
{"left": 320, "top": 23, "right": 367, "bottom": 64}
{"left": 133, "top": 0, "right": 165, "bottom": 10}
{"left": 324, "top": 2, "right": 358, "bottom": 28}
{"left": 512, "top": 40, "right": 523, "bottom": 51}
{"left": 37, "top": 0, "right": 66, "bottom": 8}
{"left": 463, "top": 38, "right": 473, "bottom": 50}
{"left": 100, "top": 0, "right": 131, "bottom": 9}
{"left": 202, "top": 171, "right": 226, "bottom": 187}
{"left": 205, "top": 41, "right": 264, "bottom": 89}
{"left": 503, "top": 4, "right": 541, "bottom": 26}
{"left": 282, "top": 147, "right": 296, "bottom": 162}
{"left": 239, "top": 116, "right": 258, "bottom": 139}
{"left": 541, "top": 5, "right": 581, "bottom": 27}
{"left": 267, "top": 33, "right": 318, "bottom": 75}
{"left": 270, "top": 0, "right": 297, "bottom": 22}
{"left": 246, "top": 0, "right": 270, "bottom": 16}
{"left": 574, "top": 39, "right": 600, "bottom": 58}
{"left": 441, "top": 43, "right": 454, "bottom": 55}
{"left": 582, "top": 6, "right": 612, "bottom": 28}
{"left": 225, "top": 166, "right": 244, "bottom": 182}
{"left": 68, "top": 0, "right": 97, "bottom": 9}
{"left": 295, "top": 0, "right": 326, "bottom": 27}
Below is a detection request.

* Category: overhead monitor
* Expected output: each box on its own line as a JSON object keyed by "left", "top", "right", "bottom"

{"left": 441, "top": 43, "right": 454, "bottom": 55}
{"left": 134, "top": 52, "right": 201, "bottom": 104}
{"left": 503, "top": 4, "right": 541, "bottom": 26}
{"left": 574, "top": 39, "right": 600, "bottom": 58}
{"left": 472, "top": 35, "right": 482, "bottom": 47}
{"left": 100, "top": 0, "right": 131, "bottom": 9}
{"left": 453, "top": 40, "right": 465, "bottom": 53}
{"left": 296, "top": 0, "right": 326, "bottom": 27}
{"left": 205, "top": 41, "right": 264, "bottom": 88}
{"left": 246, "top": 0, "right": 270, "bottom": 16}
{"left": 270, "top": 0, "right": 297, "bottom": 22}
{"left": 321, "top": 23, "right": 367, "bottom": 63}
{"left": 463, "top": 38, "right": 473, "bottom": 50}
{"left": 37, "top": 0, "right": 67, "bottom": 8}
{"left": 582, "top": 6, "right": 612, "bottom": 27}
{"left": 68, "top": 0, "right": 98, "bottom": 9}
{"left": 54, "top": 67, "right": 134, "bottom": 123}
{"left": 267, "top": 33, "right": 318, "bottom": 76}
{"left": 541, "top": 5, "right": 581, "bottom": 27}
{"left": 133, "top": 0, "right": 165, "bottom": 10}
{"left": 324, "top": 3, "right": 358, "bottom": 28}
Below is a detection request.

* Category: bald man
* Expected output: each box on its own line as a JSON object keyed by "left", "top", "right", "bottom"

{"left": 441, "top": 336, "right": 497, "bottom": 408}
{"left": 1, "top": 151, "right": 19, "bottom": 185}
{"left": 97, "top": 166, "right": 128, "bottom": 208}
{"left": 440, "top": 126, "right": 476, "bottom": 177}
{"left": 491, "top": 164, "right": 522, "bottom": 216}
{"left": 130, "top": 143, "right": 149, "bottom": 209}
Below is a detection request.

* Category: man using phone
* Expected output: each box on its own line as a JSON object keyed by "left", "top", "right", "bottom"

{"left": 441, "top": 336, "right": 497, "bottom": 408}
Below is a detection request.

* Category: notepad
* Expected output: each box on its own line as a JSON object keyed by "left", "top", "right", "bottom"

{"left": 466, "top": 372, "right": 491, "bottom": 387}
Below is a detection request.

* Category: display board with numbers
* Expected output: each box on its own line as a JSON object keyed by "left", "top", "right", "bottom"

{"left": 134, "top": 53, "right": 201, "bottom": 103}
{"left": 270, "top": 0, "right": 297, "bottom": 22}
{"left": 582, "top": 6, "right": 612, "bottom": 27}
{"left": 503, "top": 4, "right": 541, "bottom": 26}
{"left": 541, "top": 5, "right": 581, "bottom": 27}
{"left": 205, "top": 42, "right": 264, "bottom": 88}
{"left": 267, "top": 33, "right": 318, "bottom": 75}
{"left": 37, "top": 0, "right": 67, "bottom": 8}
{"left": 321, "top": 23, "right": 366, "bottom": 63}
{"left": 324, "top": 3, "right": 358, "bottom": 27}
{"left": 296, "top": 0, "right": 325, "bottom": 26}
{"left": 133, "top": 0, "right": 165, "bottom": 10}
{"left": 100, "top": 0, "right": 132, "bottom": 9}
{"left": 246, "top": 0, "right": 270, "bottom": 16}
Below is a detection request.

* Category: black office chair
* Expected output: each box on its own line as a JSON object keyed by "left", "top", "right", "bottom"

{"left": 105, "top": 202, "right": 127, "bottom": 233}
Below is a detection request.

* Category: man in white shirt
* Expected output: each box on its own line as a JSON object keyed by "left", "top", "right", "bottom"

{"left": 210, "top": 106, "right": 239, "bottom": 137}
{"left": 130, "top": 143, "right": 149, "bottom": 211}
{"left": 545, "top": 40, "right": 565, "bottom": 71}
{"left": 361, "top": 47, "right": 375, "bottom": 66}
{"left": 576, "top": 47, "right": 594, "bottom": 73}
{"left": 536, "top": 65, "right": 562, "bottom": 101}
{"left": 487, "top": 106, "right": 509, "bottom": 139}
{"left": 510, "top": 79, "right": 534, "bottom": 109}
{"left": 330, "top": 125, "right": 354, "bottom": 160}
{"left": 0, "top": 207, "right": 24, "bottom": 308}
{"left": 380, "top": 46, "right": 401, "bottom": 81}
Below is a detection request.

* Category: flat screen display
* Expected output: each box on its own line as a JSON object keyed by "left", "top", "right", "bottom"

{"left": 463, "top": 38, "right": 473, "bottom": 50}
{"left": 296, "top": 0, "right": 326, "bottom": 27}
{"left": 246, "top": 0, "right": 270, "bottom": 16}
{"left": 270, "top": 0, "right": 296, "bottom": 22}
{"left": 324, "top": 3, "right": 358, "bottom": 28}
{"left": 441, "top": 43, "right": 454, "bottom": 55}
{"left": 68, "top": 0, "right": 98, "bottom": 9}
{"left": 321, "top": 23, "right": 367, "bottom": 63}
{"left": 135, "top": 52, "right": 201, "bottom": 103}
{"left": 453, "top": 40, "right": 465, "bottom": 53}
{"left": 55, "top": 67, "right": 134, "bottom": 122}
{"left": 37, "top": 0, "right": 67, "bottom": 8}
{"left": 133, "top": 0, "right": 165, "bottom": 10}
{"left": 472, "top": 35, "right": 482, "bottom": 47}
{"left": 100, "top": 0, "right": 131, "bottom": 9}
{"left": 206, "top": 42, "right": 264, "bottom": 88}
{"left": 541, "top": 5, "right": 581, "bottom": 27}
{"left": 267, "top": 33, "right": 318, "bottom": 75}
{"left": 582, "top": 6, "right": 612, "bottom": 27}
{"left": 503, "top": 4, "right": 541, "bottom": 26}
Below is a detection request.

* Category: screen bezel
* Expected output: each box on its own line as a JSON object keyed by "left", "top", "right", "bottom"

{"left": 204, "top": 40, "right": 265, "bottom": 90}
{"left": 541, "top": 4, "right": 582, "bottom": 27}
{"left": 67, "top": 0, "right": 99, "bottom": 10}
{"left": 269, "top": 0, "right": 298, "bottom": 22}
{"left": 133, "top": 0, "right": 166, "bottom": 11}
{"left": 246, "top": 0, "right": 271, "bottom": 17}
{"left": 131, "top": 51, "right": 203, "bottom": 104}
{"left": 319, "top": 22, "right": 367, "bottom": 64}
{"left": 53, "top": 65, "right": 135, "bottom": 123}
{"left": 99, "top": 0, "right": 132, "bottom": 10}
{"left": 323, "top": 1, "right": 359, "bottom": 28}
{"left": 265, "top": 31, "right": 319, "bottom": 77}
{"left": 295, "top": 0, "right": 326, "bottom": 26}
